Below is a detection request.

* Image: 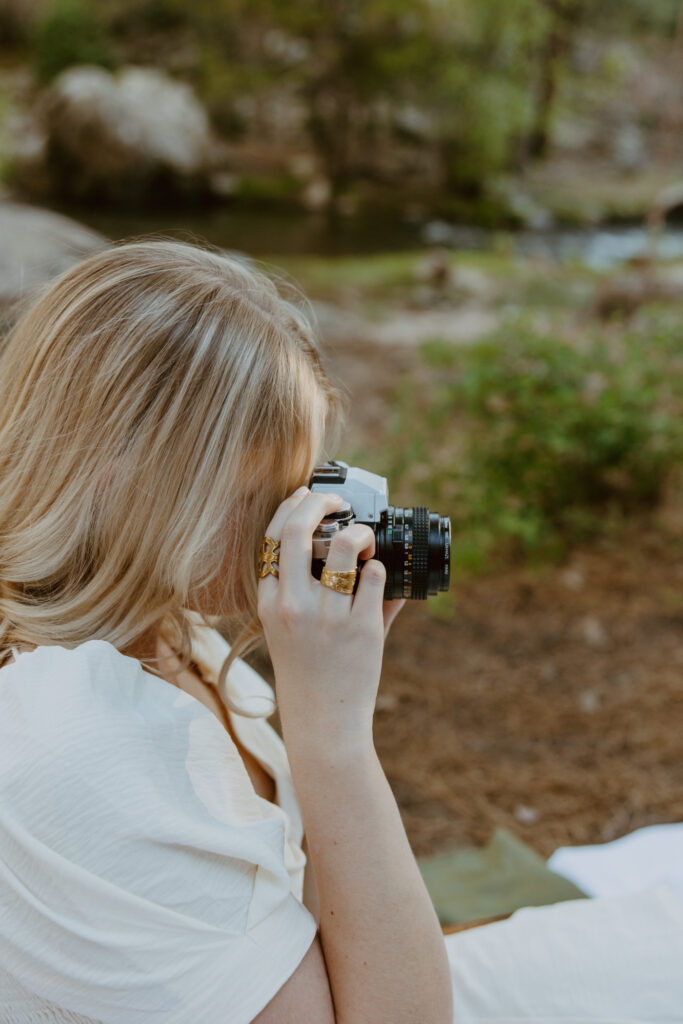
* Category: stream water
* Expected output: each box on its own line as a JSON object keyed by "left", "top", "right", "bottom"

{"left": 62, "top": 204, "right": 683, "bottom": 271}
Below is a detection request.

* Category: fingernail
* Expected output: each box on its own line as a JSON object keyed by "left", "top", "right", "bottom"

{"left": 294, "top": 485, "right": 309, "bottom": 496}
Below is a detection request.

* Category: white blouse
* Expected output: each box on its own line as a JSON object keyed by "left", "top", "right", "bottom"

{"left": 0, "top": 619, "right": 317, "bottom": 1024}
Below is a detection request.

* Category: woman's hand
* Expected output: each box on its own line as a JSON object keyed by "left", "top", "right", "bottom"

{"left": 257, "top": 490, "right": 453, "bottom": 1024}
{"left": 257, "top": 486, "right": 393, "bottom": 755}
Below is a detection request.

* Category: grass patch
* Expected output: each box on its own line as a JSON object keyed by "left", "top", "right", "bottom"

{"left": 272, "top": 251, "right": 424, "bottom": 303}
{"left": 270, "top": 248, "right": 598, "bottom": 314}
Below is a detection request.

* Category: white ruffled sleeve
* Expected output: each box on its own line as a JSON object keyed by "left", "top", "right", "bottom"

{"left": 0, "top": 640, "right": 317, "bottom": 1024}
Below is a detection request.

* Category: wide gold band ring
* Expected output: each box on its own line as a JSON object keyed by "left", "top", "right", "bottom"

{"left": 320, "top": 566, "right": 358, "bottom": 595}
{"left": 258, "top": 536, "right": 280, "bottom": 578}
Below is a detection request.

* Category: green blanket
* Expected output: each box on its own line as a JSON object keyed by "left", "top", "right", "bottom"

{"left": 418, "top": 828, "right": 586, "bottom": 926}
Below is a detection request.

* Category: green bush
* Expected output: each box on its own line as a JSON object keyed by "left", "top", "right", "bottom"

{"left": 379, "top": 319, "right": 683, "bottom": 573}
{"left": 31, "top": 0, "right": 113, "bottom": 85}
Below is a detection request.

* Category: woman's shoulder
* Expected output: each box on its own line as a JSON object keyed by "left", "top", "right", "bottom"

{"left": 1, "top": 638, "right": 211, "bottom": 734}
{"left": 1, "top": 636, "right": 288, "bottom": 862}
{"left": 0, "top": 640, "right": 317, "bottom": 1024}
{"left": 0, "top": 638, "right": 241, "bottom": 827}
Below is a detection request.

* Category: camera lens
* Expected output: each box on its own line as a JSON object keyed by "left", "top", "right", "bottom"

{"left": 375, "top": 507, "right": 451, "bottom": 600}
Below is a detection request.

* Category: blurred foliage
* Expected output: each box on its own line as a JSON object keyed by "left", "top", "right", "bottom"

{"left": 379, "top": 316, "right": 683, "bottom": 573}
{"left": 1, "top": 0, "right": 679, "bottom": 214}
{"left": 4, "top": 0, "right": 678, "bottom": 207}
{"left": 31, "top": 0, "right": 113, "bottom": 83}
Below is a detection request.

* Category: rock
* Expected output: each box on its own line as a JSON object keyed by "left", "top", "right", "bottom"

{"left": 421, "top": 219, "right": 458, "bottom": 247}
{"left": 301, "top": 176, "right": 332, "bottom": 211}
{"left": 420, "top": 220, "right": 489, "bottom": 249}
{"left": 590, "top": 270, "right": 676, "bottom": 321}
{"left": 0, "top": 201, "right": 107, "bottom": 319}
{"left": 578, "top": 690, "right": 600, "bottom": 713}
{"left": 580, "top": 616, "right": 607, "bottom": 649}
{"left": 28, "top": 66, "right": 228, "bottom": 204}
{"left": 491, "top": 180, "right": 554, "bottom": 230}
{"left": 613, "top": 122, "right": 645, "bottom": 174}
{"left": 514, "top": 804, "right": 540, "bottom": 826}
{"left": 507, "top": 192, "right": 553, "bottom": 231}
{"left": 209, "top": 170, "right": 240, "bottom": 199}
{"left": 560, "top": 566, "right": 585, "bottom": 591}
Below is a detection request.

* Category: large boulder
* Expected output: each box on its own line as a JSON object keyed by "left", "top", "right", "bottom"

{"left": 32, "top": 66, "right": 227, "bottom": 204}
{"left": 0, "top": 201, "right": 107, "bottom": 326}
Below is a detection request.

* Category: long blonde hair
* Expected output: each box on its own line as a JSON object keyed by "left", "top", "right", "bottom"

{"left": 0, "top": 239, "right": 343, "bottom": 711}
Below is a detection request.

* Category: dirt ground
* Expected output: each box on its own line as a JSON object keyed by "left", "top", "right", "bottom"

{"left": 376, "top": 531, "right": 683, "bottom": 860}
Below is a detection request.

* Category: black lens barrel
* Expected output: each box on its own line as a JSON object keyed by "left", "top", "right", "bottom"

{"left": 375, "top": 506, "right": 451, "bottom": 601}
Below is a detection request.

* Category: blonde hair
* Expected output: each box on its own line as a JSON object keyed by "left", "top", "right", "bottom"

{"left": 0, "top": 239, "right": 344, "bottom": 712}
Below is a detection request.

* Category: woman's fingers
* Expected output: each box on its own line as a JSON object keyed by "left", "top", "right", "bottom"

{"left": 350, "top": 558, "right": 387, "bottom": 622}
{"left": 257, "top": 497, "right": 390, "bottom": 741}
{"left": 259, "top": 490, "right": 387, "bottom": 633}
{"left": 258, "top": 486, "right": 310, "bottom": 598}
{"left": 318, "top": 523, "right": 376, "bottom": 613}
{"left": 277, "top": 490, "right": 345, "bottom": 592}
{"left": 323, "top": 522, "right": 375, "bottom": 572}
{"left": 263, "top": 485, "right": 309, "bottom": 539}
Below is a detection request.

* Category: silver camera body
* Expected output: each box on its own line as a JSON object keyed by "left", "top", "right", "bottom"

{"left": 309, "top": 460, "right": 451, "bottom": 601}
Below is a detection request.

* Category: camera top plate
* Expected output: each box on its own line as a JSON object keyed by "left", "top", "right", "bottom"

{"left": 309, "top": 460, "right": 389, "bottom": 523}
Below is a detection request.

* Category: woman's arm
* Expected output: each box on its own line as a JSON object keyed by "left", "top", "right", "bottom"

{"left": 299, "top": 599, "right": 404, "bottom": 933}
{"left": 257, "top": 488, "right": 453, "bottom": 1024}
{"left": 286, "top": 734, "right": 452, "bottom": 1024}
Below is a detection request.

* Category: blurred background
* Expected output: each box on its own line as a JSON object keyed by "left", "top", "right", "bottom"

{"left": 1, "top": 0, "right": 682, "bottom": 860}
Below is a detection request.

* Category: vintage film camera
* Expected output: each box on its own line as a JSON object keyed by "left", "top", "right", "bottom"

{"left": 309, "top": 461, "right": 451, "bottom": 600}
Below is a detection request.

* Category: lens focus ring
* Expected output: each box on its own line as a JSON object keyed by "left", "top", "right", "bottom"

{"left": 410, "top": 507, "right": 429, "bottom": 600}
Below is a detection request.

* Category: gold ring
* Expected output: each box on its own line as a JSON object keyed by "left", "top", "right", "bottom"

{"left": 258, "top": 536, "right": 280, "bottom": 579}
{"left": 320, "top": 566, "right": 357, "bottom": 594}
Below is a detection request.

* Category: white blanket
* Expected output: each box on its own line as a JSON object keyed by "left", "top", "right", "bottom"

{"left": 446, "top": 885, "right": 683, "bottom": 1022}
{"left": 547, "top": 823, "right": 683, "bottom": 901}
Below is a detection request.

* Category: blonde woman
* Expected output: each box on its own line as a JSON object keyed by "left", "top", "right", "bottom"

{"left": 0, "top": 240, "right": 453, "bottom": 1023}
{"left": 4, "top": 239, "right": 681, "bottom": 1024}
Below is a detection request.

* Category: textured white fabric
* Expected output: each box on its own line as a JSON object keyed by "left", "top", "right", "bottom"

{"left": 0, "top": 637, "right": 317, "bottom": 1024}
{"left": 547, "top": 824, "right": 683, "bottom": 902}
{"left": 446, "top": 885, "right": 683, "bottom": 1022}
